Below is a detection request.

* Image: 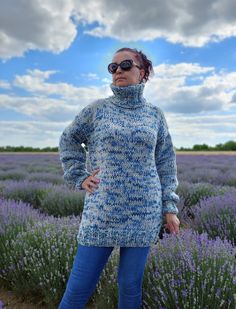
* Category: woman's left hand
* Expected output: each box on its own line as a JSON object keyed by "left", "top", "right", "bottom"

{"left": 164, "top": 213, "right": 180, "bottom": 235}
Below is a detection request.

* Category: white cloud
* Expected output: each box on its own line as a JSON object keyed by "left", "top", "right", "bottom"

{"left": 77, "top": 0, "right": 236, "bottom": 47}
{"left": 1, "top": 63, "right": 236, "bottom": 147}
{"left": 155, "top": 63, "right": 215, "bottom": 77}
{"left": 0, "top": 94, "right": 76, "bottom": 121}
{"left": 1, "top": 64, "right": 236, "bottom": 122}
{"left": 166, "top": 113, "right": 236, "bottom": 148}
{"left": 0, "top": 120, "right": 63, "bottom": 147}
{"left": 80, "top": 73, "right": 100, "bottom": 80}
{"left": 13, "top": 69, "right": 110, "bottom": 102}
{"left": 0, "top": 0, "right": 77, "bottom": 60}
{"left": 144, "top": 63, "right": 236, "bottom": 114}
{"left": 0, "top": 112, "right": 235, "bottom": 148}
{"left": 1, "top": 0, "right": 236, "bottom": 60}
{"left": 0, "top": 80, "right": 11, "bottom": 89}
{"left": 101, "top": 77, "right": 112, "bottom": 84}
{"left": 0, "top": 68, "right": 112, "bottom": 122}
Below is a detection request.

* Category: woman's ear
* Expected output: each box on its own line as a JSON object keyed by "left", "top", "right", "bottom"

{"left": 140, "top": 69, "right": 145, "bottom": 80}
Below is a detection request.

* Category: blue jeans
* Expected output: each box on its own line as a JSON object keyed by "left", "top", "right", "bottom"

{"left": 58, "top": 244, "right": 150, "bottom": 309}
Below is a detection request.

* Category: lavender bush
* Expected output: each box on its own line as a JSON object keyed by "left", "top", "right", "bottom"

{"left": 1, "top": 153, "right": 235, "bottom": 187}
{"left": 176, "top": 181, "right": 235, "bottom": 220}
{"left": 1, "top": 153, "right": 236, "bottom": 308}
{"left": 0, "top": 180, "right": 85, "bottom": 217}
{"left": 0, "top": 153, "right": 62, "bottom": 184}
{"left": 84, "top": 229, "right": 236, "bottom": 309}
{"left": 0, "top": 198, "right": 45, "bottom": 236}
{"left": 143, "top": 229, "right": 236, "bottom": 309}
{"left": 1, "top": 198, "right": 236, "bottom": 308}
{"left": 27, "top": 172, "right": 64, "bottom": 185}
{"left": 40, "top": 185, "right": 85, "bottom": 216}
{"left": 188, "top": 190, "right": 236, "bottom": 247}
{"left": 0, "top": 204, "right": 81, "bottom": 307}
{"left": 0, "top": 180, "right": 51, "bottom": 208}
{"left": 0, "top": 196, "right": 116, "bottom": 307}
{"left": 177, "top": 154, "right": 236, "bottom": 187}
{"left": 0, "top": 170, "right": 27, "bottom": 181}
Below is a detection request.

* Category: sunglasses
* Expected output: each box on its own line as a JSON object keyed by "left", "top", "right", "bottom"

{"left": 108, "top": 59, "right": 142, "bottom": 74}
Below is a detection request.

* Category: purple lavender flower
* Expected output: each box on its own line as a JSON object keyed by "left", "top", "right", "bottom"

{"left": 190, "top": 190, "right": 236, "bottom": 246}
{"left": 0, "top": 197, "right": 46, "bottom": 235}
{"left": 145, "top": 228, "right": 236, "bottom": 308}
{"left": 176, "top": 154, "right": 236, "bottom": 187}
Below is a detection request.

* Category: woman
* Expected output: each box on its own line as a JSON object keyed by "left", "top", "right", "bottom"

{"left": 58, "top": 47, "right": 180, "bottom": 308}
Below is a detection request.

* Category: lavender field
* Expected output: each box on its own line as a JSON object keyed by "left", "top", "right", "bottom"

{"left": 0, "top": 153, "right": 236, "bottom": 309}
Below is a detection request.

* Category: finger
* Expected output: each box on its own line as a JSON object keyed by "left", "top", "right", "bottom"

{"left": 91, "top": 176, "right": 100, "bottom": 183}
{"left": 91, "top": 169, "right": 101, "bottom": 183}
{"left": 92, "top": 168, "right": 100, "bottom": 176}
{"left": 164, "top": 223, "right": 171, "bottom": 232}
{"left": 169, "top": 222, "right": 176, "bottom": 234}
{"left": 85, "top": 185, "right": 94, "bottom": 194}
{"left": 172, "top": 223, "right": 179, "bottom": 234}
{"left": 175, "top": 218, "right": 180, "bottom": 225}
{"left": 89, "top": 181, "right": 99, "bottom": 189}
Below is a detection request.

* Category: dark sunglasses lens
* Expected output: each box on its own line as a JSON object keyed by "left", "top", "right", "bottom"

{"left": 108, "top": 63, "right": 118, "bottom": 74}
{"left": 120, "top": 60, "right": 132, "bottom": 70}
{"left": 108, "top": 60, "right": 133, "bottom": 74}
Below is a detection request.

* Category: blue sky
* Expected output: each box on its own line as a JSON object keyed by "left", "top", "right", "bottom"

{"left": 0, "top": 1, "right": 236, "bottom": 148}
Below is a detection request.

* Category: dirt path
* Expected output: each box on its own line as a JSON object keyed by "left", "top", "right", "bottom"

{"left": 0, "top": 288, "right": 47, "bottom": 308}
{"left": 0, "top": 288, "right": 95, "bottom": 308}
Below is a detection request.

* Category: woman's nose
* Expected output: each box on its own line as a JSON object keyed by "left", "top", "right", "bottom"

{"left": 116, "top": 65, "right": 123, "bottom": 73}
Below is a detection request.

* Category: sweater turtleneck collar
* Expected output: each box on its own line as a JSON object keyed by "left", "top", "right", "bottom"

{"left": 109, "top": 82, "right": 146, "bottom": 109}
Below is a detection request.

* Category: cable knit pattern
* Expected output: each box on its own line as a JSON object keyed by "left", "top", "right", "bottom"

{"left": 59, "top": 82, "right": 180, "bottom": 247}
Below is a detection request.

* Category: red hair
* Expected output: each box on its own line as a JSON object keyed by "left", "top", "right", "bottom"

{"left": 115, "top": 47, "right": 154, "bottom": 83}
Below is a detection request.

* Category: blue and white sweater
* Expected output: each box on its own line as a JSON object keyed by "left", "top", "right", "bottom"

{"left": 59, "top": 82, "right": 179, "bottom": 247}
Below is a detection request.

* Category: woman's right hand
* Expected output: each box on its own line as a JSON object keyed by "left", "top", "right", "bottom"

{"left": 81, "top": 168, "right": 100, "bottom": 194}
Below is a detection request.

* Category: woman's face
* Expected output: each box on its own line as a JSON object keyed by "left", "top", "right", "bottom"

{"left": 111, "top": 51, "right": 145, "bottom": 87}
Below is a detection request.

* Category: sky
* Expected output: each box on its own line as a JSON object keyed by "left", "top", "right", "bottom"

{"left": 0, "top": 0, "right": 236, "bottom": 149}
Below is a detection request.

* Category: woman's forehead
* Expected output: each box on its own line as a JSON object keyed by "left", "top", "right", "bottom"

{"left": 112, "top": 51, "right": 136, "bottom": 63}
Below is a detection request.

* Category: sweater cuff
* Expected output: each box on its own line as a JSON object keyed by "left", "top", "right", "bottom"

{"left": 75, "top": 171, "right": 92, "bottom": 190}
{"left": 162, "top": 201, "right": 179, "bottom": 216}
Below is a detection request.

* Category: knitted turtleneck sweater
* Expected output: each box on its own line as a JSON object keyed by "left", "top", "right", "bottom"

{"left": 59, "top": 82, "right": 179, "bottom": 247}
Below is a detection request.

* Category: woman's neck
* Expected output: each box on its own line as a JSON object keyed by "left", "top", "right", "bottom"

{"left": 109, "top": 82, "right": 146, "bottom": 109}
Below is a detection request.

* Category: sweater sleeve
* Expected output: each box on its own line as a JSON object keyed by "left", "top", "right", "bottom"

{"left": 58, "top": 105, "right": 93, "bottom": 190}
{"left": 155, "top": 109, "right": 180, "bottom": 216}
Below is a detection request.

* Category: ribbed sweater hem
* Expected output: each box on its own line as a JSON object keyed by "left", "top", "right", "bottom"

{"left": 76, "top": 225, "right": 162, "bottom": 247}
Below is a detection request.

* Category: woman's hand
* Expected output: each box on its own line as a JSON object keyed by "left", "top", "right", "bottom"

{"left": 164, "top": 213, "right": 180, "bottom": 235}
{"left": 81, "top": 168, "right": 100, "bottom": 194}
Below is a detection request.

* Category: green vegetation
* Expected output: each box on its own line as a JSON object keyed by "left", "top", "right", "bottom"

{"left": 0, "top": 146, "right": 58, "bottom": 152}
{"left": 0, "top": 140, "right": 236, "bottom": 152}
{"left": 178, "top": 140, "right": 236, "bottom": 151}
